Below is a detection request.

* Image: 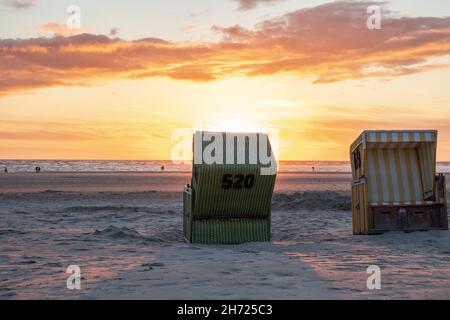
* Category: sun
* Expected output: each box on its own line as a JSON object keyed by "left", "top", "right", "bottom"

{"left": 198, "top": 113, "right": 271, "bottom": 134}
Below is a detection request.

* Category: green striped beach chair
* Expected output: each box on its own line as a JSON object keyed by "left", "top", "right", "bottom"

{"left": 183, "top": 131, "right": 277, "bottom": 244}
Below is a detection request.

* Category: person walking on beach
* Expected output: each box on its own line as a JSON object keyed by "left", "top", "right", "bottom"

{"left": 312, "top": 166, "right": 315, "bottom": 173}
{"left": 161, "top": 165, "right": 165, "bottom": 171}
{"left": 4, "top": 167, "right": 7, "bottom": 173}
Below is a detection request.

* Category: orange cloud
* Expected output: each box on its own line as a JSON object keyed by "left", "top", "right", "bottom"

{"left": 1, "top": 1, "right": 450, "bottom": 96}
{"left": 32, "top": 22, "right": 90, "bottom": 37}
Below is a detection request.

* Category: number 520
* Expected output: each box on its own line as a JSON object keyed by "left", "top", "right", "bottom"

{"left": 221, "top": 174, "right": 255, "bottom": 190}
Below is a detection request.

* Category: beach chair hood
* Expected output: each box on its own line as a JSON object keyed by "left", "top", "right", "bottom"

{"left": 183, "top": 131, "right": 278, "bottom": 244}
{"left": 192, "top": 131, "right": 277, "bottom": 218}
{"left": 352, "top": 130, "right": 437, "bottom": 205}
{"left": 350, "top": 130, "right": 447, "bottom": 234}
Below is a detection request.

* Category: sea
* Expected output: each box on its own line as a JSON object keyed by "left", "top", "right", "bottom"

{"left": 1, "top": 160, "right": 450, "bottom": 173}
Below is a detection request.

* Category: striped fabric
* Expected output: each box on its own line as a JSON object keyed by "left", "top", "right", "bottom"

{"left": 193, "top": 131, "right": 276, "bottom": 170}
{"left": 362, "top": 130, "right": 437, "bottom": 206}
{"left": 365, "top": 131, "right": 436, "bottom": 145}
{"left": 370, "top": 201, "right": 436, "bottom": 206}
{"left": 184, "top": 131, "right": 277, "bottom": 244}
{"left": 350, "top": 130, "right": 446, "bottom": 234}
{"left": 191, "top": 219, "right": 270, "bottom": 244}
{"left": 193, "top": 165, "right": 276, "bottom": 218}
{"left": 418, "top": 143, "right": 436, "bottom": 199}
{"left": 193, "top": 131, "right": 276, "bottom": 218}
{"left": 367, "top": 148, "right": 423, "bottom": 205}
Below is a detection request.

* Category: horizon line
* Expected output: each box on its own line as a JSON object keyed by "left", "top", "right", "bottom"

{"left": 1, "top": 159, "right": 450, "bottom": 163}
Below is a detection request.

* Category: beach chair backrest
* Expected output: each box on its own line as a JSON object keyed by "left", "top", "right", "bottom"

{"left": 191, "top": 131, "right": 277, "bottom": 218}
{"left": 366, "top": 148, "right": 424, "bottom": 205}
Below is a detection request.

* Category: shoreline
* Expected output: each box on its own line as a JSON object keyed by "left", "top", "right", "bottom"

{"left": 0, "top": 171, "right": 352, "bottom": 174}
{"left": 2, "top": 172, "right": 448, "bottom": 194}
{"left": 0, "top": 172, "right": 353, "bottom": 194}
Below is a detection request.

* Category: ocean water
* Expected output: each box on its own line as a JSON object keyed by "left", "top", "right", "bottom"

{"left": 0, "top": 160, "right": 450, "bottom": 173}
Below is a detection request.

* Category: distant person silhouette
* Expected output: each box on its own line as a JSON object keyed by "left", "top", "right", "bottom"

{"left": 4, "top": 167, "right": 7, "bottom": 173}
{"left": 161, "top": 165, "right": 165, "bottom": 171}
{"left": 312, "top": 166, "right": 315, "bottom": 173}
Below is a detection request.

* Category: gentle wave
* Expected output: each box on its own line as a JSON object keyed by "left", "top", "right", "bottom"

{"left": 92, "top": 226, "right": 148, "bottom": 241}
{"left": 91, "top": 226, "right": 181, "bottom": 243}
{"left": 1, "top": 159, "right": 450, "bottom": 173}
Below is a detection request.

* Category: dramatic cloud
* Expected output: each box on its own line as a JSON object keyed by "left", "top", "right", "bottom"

{"left": 1, "top": 1, "right": 450, "bottom": 96}
{"left": 234, "top": 0, "right": 284, "bottom": 10}
{"left": 2, "top": 0, "right": 35, "bottom": 9}
{"left": 31, "top": 22, "right": 89, "bottom": 37}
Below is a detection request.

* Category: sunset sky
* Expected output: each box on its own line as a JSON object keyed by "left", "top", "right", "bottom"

{"left": 1, "top": 0, "right": 450, "bottom": 160}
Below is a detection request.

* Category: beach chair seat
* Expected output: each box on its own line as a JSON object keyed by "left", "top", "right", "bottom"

{"left": 183, "top": 131, "right": 277, "bottom": 244}
{"left": 350, "top": 130, "right": 448, "bottom": 234}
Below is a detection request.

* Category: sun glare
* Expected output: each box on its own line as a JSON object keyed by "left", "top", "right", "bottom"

{"left": 197, "top": 114, "right": 271, "bottom": 134}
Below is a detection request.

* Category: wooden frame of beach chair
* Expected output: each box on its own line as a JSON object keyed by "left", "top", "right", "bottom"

{"left": 183, "top": 131, "right": 277, "bottom": 244}
{"left": 350, "top": 130, "right": 448, "bottom": 235}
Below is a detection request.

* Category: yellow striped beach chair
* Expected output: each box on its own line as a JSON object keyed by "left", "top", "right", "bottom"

{"left": 350, "top": 130, "right": 448, "bottom": 234}
{"left": 183, "top": 131, "right": 277, "bottom": 244}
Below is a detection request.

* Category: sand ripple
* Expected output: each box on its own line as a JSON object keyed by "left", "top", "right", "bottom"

{"left": 273, "top": 191, "right": 351, "bottom": 211}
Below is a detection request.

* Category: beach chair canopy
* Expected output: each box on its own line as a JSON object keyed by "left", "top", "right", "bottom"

{"left": 350, "top": 130, "right": 437, "bottom": 206}
{"left": 191, "top": 131, "right": 277, "bottom": 219}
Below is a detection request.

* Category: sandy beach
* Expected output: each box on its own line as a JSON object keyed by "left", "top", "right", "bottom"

{"left": 1, "top": 172, "right": 449, "bottom": 299}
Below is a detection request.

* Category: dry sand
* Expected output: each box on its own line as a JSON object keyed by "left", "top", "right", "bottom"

{"left": 0, "top": 172, "right": 449, "bottom": 299}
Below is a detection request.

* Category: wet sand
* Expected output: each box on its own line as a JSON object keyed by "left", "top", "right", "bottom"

{"left": 0, "top": 172, "right": 352, "bottom": 193}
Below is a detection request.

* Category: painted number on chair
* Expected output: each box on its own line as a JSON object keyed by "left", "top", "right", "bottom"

{"left": 222, "top": 174, "right": 255, "bottom": 190}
